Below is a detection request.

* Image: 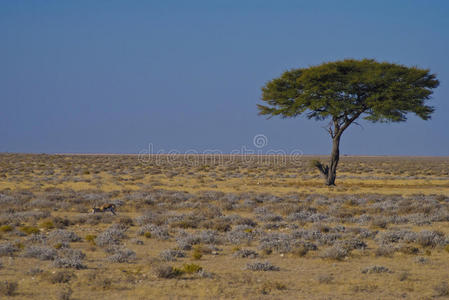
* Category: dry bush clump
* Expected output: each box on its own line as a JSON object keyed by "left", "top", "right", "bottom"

{"left": 159, "top": 249, "right": 185, "bottom": 262}
{"left": 107, "top": 247, "right": 136, "bottom": 263}
{"left": 24, "top": 245, "right": 58, "bottom": 261}
{"left": 361, "top": 265, "right": 392, "bottom": 274}
{"left": 245, "top": 261, "right": 280, "bottom": 271}
{"left": 154, "top": 265, "right": 184, "bottom": 279}
{"left": 95, "top": 224, "right": 127, "bottom": 247}
{"left": 233, "top": 249, "right": 258, "bottom": 259}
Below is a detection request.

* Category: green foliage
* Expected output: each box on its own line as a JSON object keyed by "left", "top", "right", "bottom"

{"left": 259, "top": 59, "right": 439, "bottom": 124}
{"left": 40, "top": 220, "right": 55, "bottom": 230}
{"left": 192, "top": 246, "right": 203, "bottom": 260}
{"left": 20, "top": 226, "right": 40, "bottom": 235}
{"left": 182, "top": 263, "right": 203, "bottom": 274}
{"left": 54, "top": 243, "right": 63, "bottom": 249}
{"left": 259, "top": 59, "right": 439, "bottom": 186}
{"left": 0, "top": 225, "right": 13, "bottom": 233}
{"left": 85, "top": 234, "right": 96, "bottom": 245}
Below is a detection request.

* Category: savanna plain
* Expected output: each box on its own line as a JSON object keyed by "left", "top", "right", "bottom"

{"left": 1, "top": 153, "right": 449, "bottom": 299}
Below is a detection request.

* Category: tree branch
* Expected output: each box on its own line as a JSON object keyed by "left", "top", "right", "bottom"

{"left": 335, "top": 109, "right": 365, "bottom": 137}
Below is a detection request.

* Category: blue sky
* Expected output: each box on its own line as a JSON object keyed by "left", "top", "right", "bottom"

{"left": 1, "top": 0, "right": 448, "bottom": 155}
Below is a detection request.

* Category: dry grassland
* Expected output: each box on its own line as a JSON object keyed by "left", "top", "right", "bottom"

{"left": 0, "top": 153, "right": 448, "bottom": 299}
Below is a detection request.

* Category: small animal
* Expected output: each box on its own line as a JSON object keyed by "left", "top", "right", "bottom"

{"left": 91, "top": 203, "right": 117, "bottom": 215}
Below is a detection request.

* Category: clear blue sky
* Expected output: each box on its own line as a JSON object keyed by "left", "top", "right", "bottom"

{"left": 1, "top": 0, "right": 448, "bottom": 155}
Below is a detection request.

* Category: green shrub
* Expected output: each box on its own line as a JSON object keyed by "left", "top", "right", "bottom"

{"left": 54, "top": 243, "right": 63, "bottom": 250}
{"left": 0, "top": 225, "right": 13, "bottom": 233}
{"left": 21, "top": 226, "right": 40, "bottom": 235}
{"left": 144, "top": 232, "right": 152, "bottom": 239}
{"left": 182, "top": 263, "right": 203, "bottom": 274}
{"left": 39, "top": 220, "right": 55, "bottom": 230}
{"left": 192, "top": 246, "right": 202, "bottom": 260}
{"left": 85, "top": 235, "right": 96, "bottom": 245}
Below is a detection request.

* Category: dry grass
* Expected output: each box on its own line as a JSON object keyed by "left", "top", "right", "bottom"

{"left": 0, "top": 153, "right": 448, "bottom": 299}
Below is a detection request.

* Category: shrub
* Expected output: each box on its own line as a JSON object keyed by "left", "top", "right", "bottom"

{"left": 197, "top": 230, "right": 221, "bottom": 245}
{"left": 0, "top": 225, "right": 13, "bottom": 233}
{"left": 52, "top": 217, "right": 71, "bottom": 229}
{"left": 131, "top": 238, "right": 144, "bottom": 245}
{"left": 377, "top": 230, "right": 417, "bottom": 245}
{"left": 200, "top": 218, "right": 231, "bottom": 232}
{"left": 415, "top": 256, "right": 430, "bottom": 264}
{"left": 46, "top": 270, "right": 75, "bottom": 284}
{"left": 24, "top": 246, "right": 58, "bottom": 260}
{"left": 85, "top": 234, "right": 96, "bottom": 245}
{"left": 27, "top": 267, "right": 43, "bottom": 276}
{"left": 0, "top": 280, "right": 18, "bottom": 296}
{"left": 415, "top": 230, "right": 445, "bottom": 248}
{"left": 39, "top": 220, "right": 55, "bottom": 230}
{"left": 138, "top": 224, "right": 170, "bottom": 240}
{"left": 48, "top": 230, "right": 81, "bottom": 243}
{"left": 398, "top": 271, "right": 409, "bottom": 282}
{"left": 397, "top": 245, "right": 419, "bottom": 255}
{"left": 361, "top": 265, "right": 392, "bottom": 274}
{"left": 339, "top": 239, "right": 367, "bottom": 251}
{"left": 154, "top": 265, "right": 184, "bottom": 279}
{"left": 159, "top": 249, "right": 185, "bottom": 262}
{"left": 321, "top": 245, "right": 349, "bottom": 260}
{"left": 258, "top": 233, "right": 292, "bottom": 254}
{"left": 53, "top": 249, "right": 86, "bottom": 269}
{"left": 21, "top": 226, "right": 40, "bottom": 235}
{"left": 374, "top": 245, "right": 396, "bottom": 257}
{"left": 245, "top": 261, "right": 280, "bottom": 271}
{"left": 370, "top": 218, "right": 388, "bottom": 229}
{"left": 26, "top": 233, "right": 47, "bottom": 244}
{"left": 176, "top": 233, "right": 201, "bottom": 250}
{"left": 95, "top": 224, "right": 127, "bottom": 247}
{"left": 135, "top": 212, "right": 164, "bottom": 226}
{"left": 182, "top": 263, "right": 203, "bottom": 274}
{"left": 318, "top": 274, "right": 334, "bottom": 284}
{"left": 291, "top": 245, "right": 308, "bottom": 257}
{"left": 107, "top": 248, "right": 136, "bottom": 263}
{"left": 192, "top": 247, "right": 203, "bottom": 260}
{"left": 260, "top": 281, "right": 287, "bottom": 295}
{"left": 233, "top": 249, "right": 258, "bottom": 259}
{"left": 118, "top": 216, "right": 134, "bottom": 227}
{"left": 53, "top": 242, "right": 67, "bottom": 250}
{"left": 0, "top": 242, "right": 18, "bottom": 257}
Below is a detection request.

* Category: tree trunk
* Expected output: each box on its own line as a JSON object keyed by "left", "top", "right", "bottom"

{"left": 326, "top": 135, "right": 340, "bottom": 186}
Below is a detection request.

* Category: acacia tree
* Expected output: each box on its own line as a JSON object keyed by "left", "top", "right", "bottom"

{"left": 258, "top": 59, "right": 439, "bottom": 186}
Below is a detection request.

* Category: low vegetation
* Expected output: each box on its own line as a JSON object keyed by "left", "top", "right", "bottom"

{"left": 0, "top": 153, "right": 448, "bottom": 298}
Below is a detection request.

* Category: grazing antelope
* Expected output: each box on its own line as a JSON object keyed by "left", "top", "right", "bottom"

{"left": 91, "top": 203, "right": 117, "bottom": 215}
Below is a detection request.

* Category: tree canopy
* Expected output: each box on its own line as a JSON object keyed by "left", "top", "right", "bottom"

{"left": 259, "top": 59, "right": 438, "bottom": 125}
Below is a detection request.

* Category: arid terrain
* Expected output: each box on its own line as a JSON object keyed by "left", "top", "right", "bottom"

{"left": 1, "top": 153, "right": 449, "bottom": 299}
